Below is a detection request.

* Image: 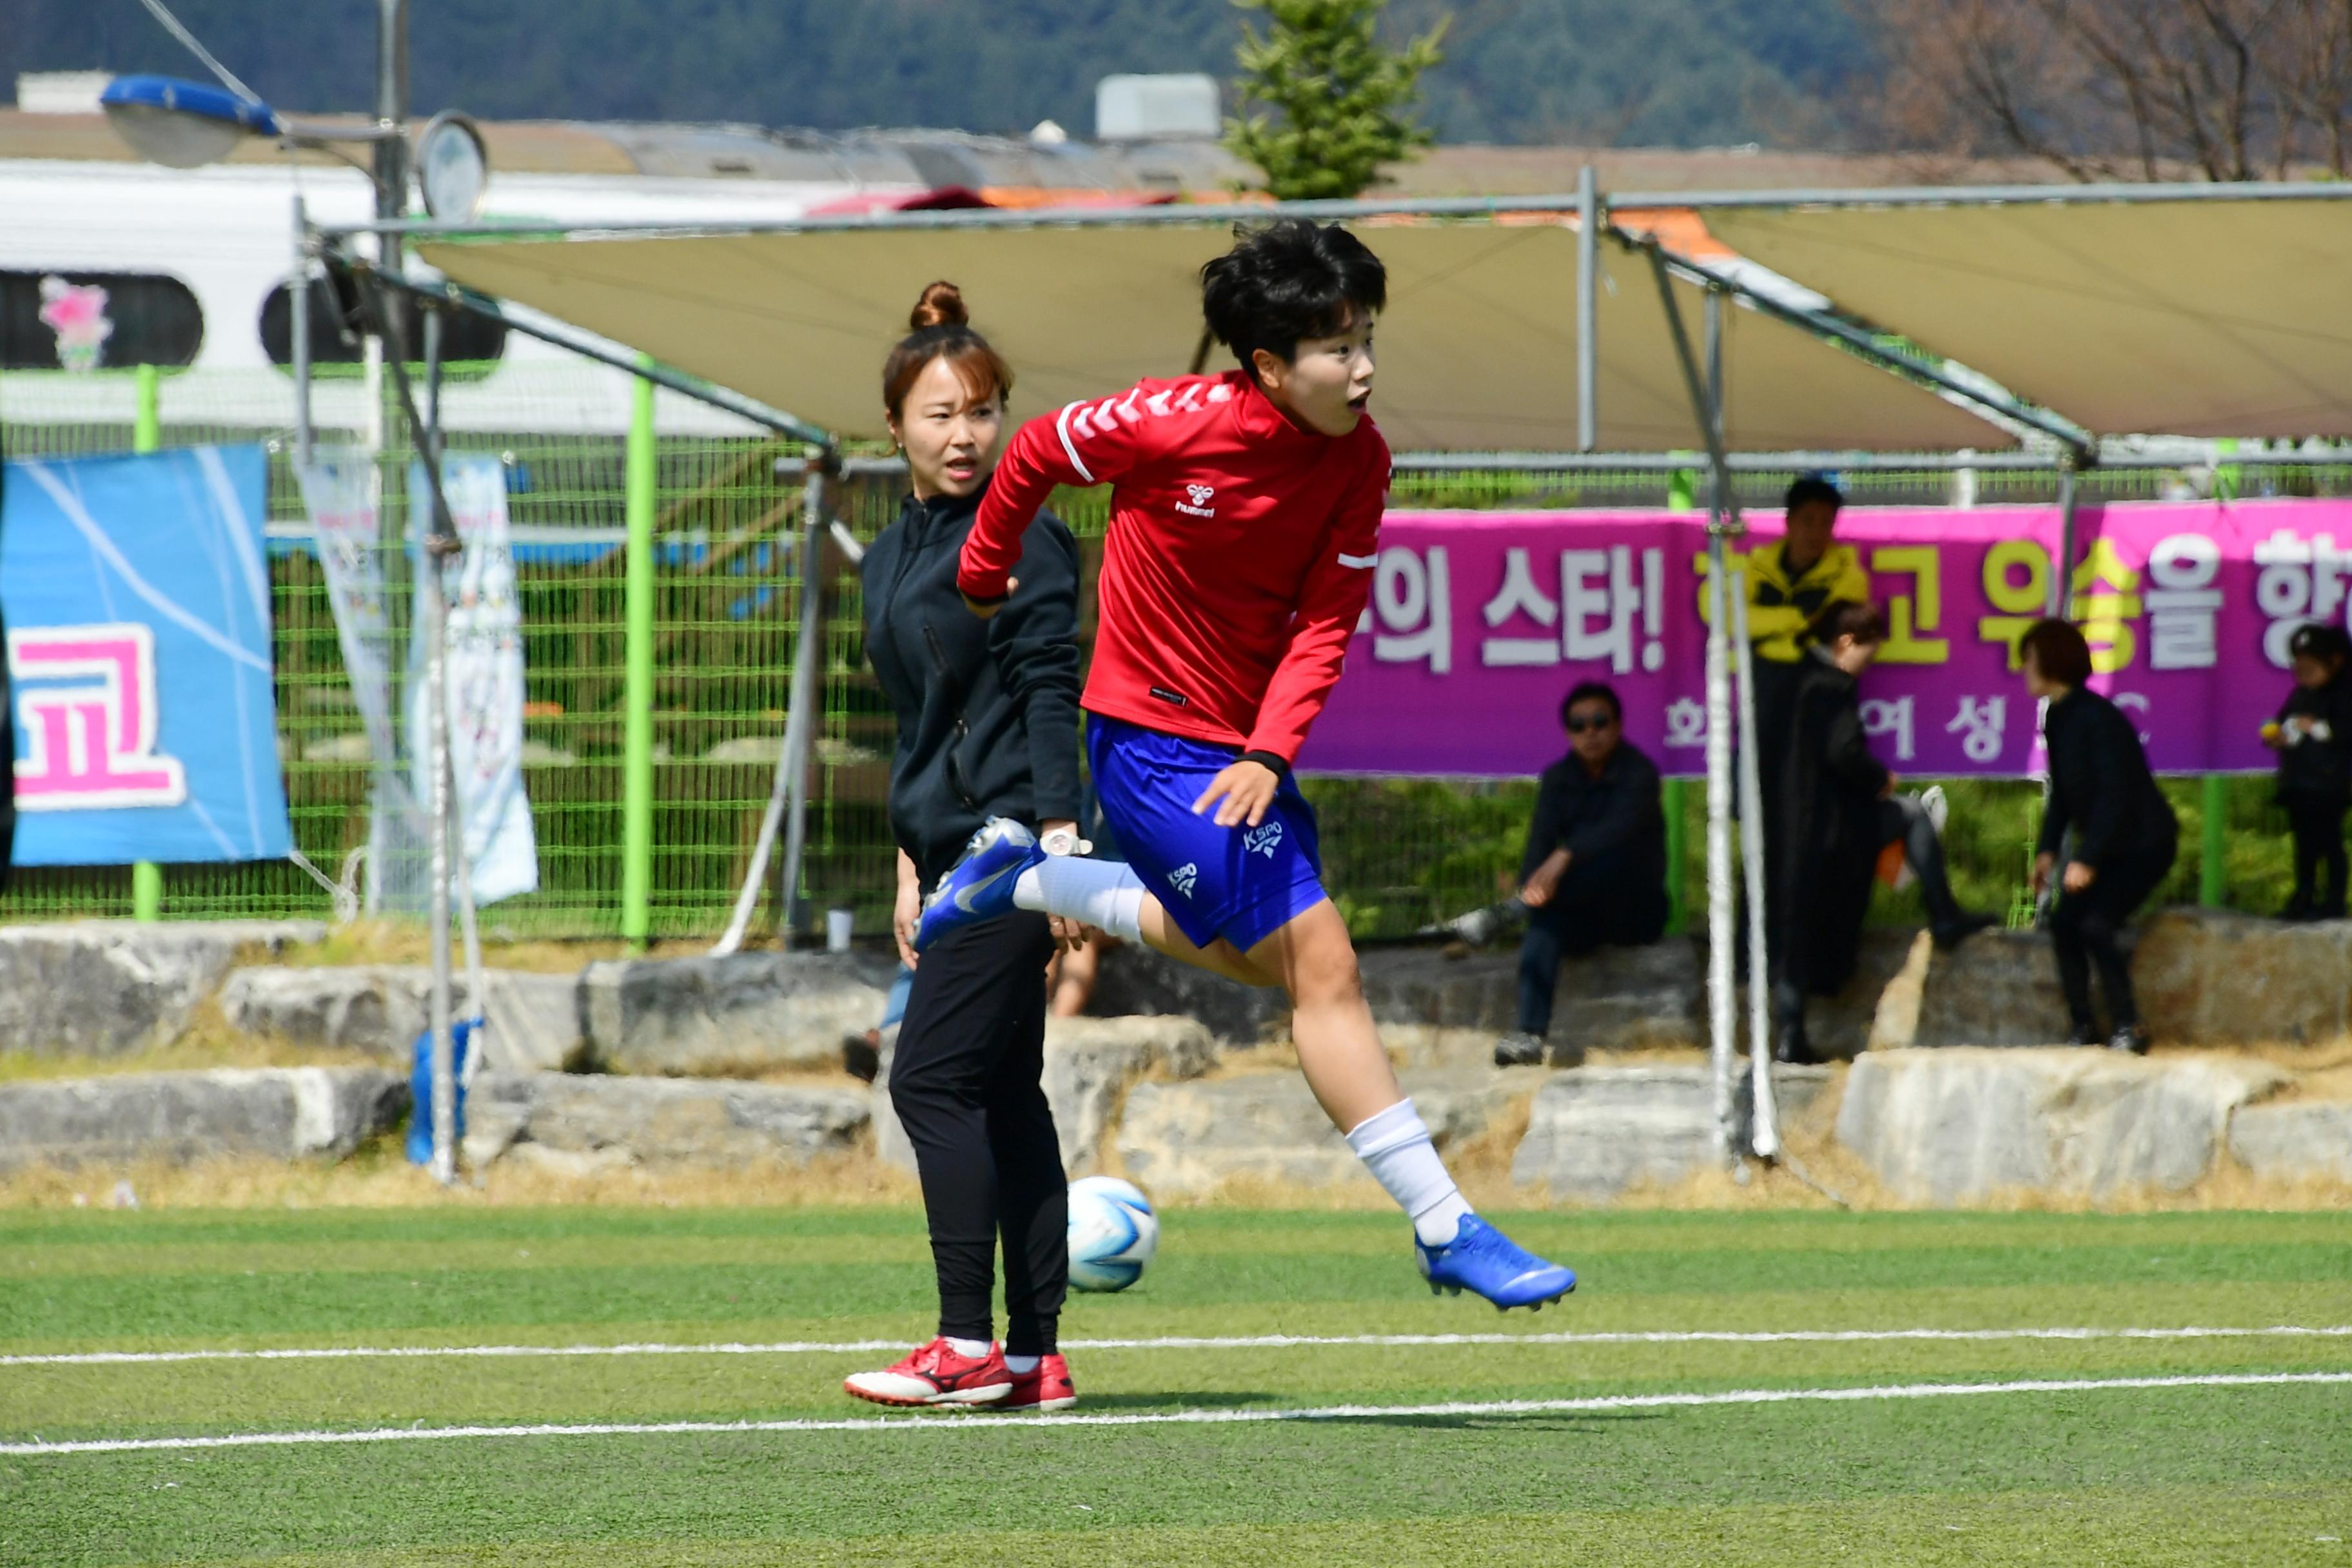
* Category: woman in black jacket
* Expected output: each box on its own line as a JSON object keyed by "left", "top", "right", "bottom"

{"left": 842, "top": 283, "right": 1086, "bottom": 1414}
{"left": 2021, "top": 618, "right": 2180, "bottom": 1054}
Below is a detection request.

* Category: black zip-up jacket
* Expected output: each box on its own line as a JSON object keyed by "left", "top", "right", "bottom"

{"left": 2037, "top": 687, "right": 2179, "bottom": 868}
{"left": 861, "top": 480, "right": 1084, "bottom": 886}
{"left": 2275, "top": 675, "right": 2352, "bottom": 801}
{"left": 1520, "top": 740, "right": 1667, "bottom": 890}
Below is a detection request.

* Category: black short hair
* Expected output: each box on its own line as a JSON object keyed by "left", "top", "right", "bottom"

{"left": 1560, "top": 681, "right": 1622, "bottom": 728}
{"left": 1823, "top": 601, "right": 1889, "bottom": 645}
{"left": 2018, "top": 617, "right": 2093, "bottom": 686}
{"left": 1785, "top": 475, "right": 1845, "bottom": 514}
{"left": 2289, "top": 622, "right": 2352, "bottom": 665}
{"left": 1200, "top": 219, "right": 1386, "bottom": 382}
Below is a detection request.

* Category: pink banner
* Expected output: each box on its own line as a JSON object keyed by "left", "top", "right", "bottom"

{"left": 1302, "top": 499, "right": 2352, "bottom": 778}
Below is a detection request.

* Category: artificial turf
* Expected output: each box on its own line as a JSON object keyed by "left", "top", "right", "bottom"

{"left": 2, "top": 1206, "right": 2349, "bottom": 1565}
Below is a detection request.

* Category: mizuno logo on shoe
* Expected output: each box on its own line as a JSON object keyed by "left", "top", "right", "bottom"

{"left": 1168, "top": 863, "right": 1199, "bottom": 898}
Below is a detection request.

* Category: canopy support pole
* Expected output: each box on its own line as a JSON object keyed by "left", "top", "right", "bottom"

{"left": 1576, "top": 164, "right": 1598, "bottom": 453}
{"left": 774, "top": 456, "right": 836, "bottom": 948}
{"left": 1648, "top": 247, "right": 1744, "bottom": 1168}
{"left": 362, "top": 277, "right": 463, "bottom": 1188}
{"left": 1704, "top": 288, "right": 1779, "bottom": 1161}
{"left": 2049, "top": 458, "right": 2081, "bottom": 616}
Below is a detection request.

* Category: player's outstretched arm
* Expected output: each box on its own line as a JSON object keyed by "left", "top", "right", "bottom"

{"left": 1237, "top": 452, "right": 1388, "bottom": 765}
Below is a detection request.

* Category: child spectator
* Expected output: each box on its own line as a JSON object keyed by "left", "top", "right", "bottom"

{"left": 2266, "top": 623, "right": 2352, "bottom": 921}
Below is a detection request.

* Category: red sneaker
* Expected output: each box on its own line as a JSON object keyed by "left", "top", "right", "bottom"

{"left": 1001, "top": 1353, "right": 1077, "bottom": 1412}
{"left": 843, "top": 1338, "right": 1012, "bottom": 1407}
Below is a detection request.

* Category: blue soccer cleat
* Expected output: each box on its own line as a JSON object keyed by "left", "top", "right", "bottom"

{"left": 1415, "top": 1213, "right": 1577, "bottom": 1311}
{"left": 914, "top": 818, "right": 1046, "bottom": 951}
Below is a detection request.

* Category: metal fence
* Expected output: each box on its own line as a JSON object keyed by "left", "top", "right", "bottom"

{"left": 0, "top": 365, "right": 2324, "bottom": 940}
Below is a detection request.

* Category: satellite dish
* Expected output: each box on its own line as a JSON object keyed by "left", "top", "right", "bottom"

{"left": 416, "top": 112, "right": 490, "bottom": 222}
{"left": 100, "top": 74, "right": 282, "bottom": 169}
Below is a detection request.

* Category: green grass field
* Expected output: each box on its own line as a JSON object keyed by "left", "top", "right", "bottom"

{"left": 3, "top": 1205, "right": 2350, "bottom": 1566}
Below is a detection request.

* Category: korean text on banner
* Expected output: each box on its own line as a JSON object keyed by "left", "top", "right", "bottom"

{"left": 407, "top": 455, "right": 538, "bottom": 906}
{"left": 1306, "top": 500, "right": 2352, "bottom": 779}
{"left": 0, "top": 447, "right": 291, "bottom": 865}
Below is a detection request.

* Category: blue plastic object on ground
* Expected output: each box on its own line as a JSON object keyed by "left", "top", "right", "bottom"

{"left": 404, "top": 1017, "right": 481, "bottom": 1165}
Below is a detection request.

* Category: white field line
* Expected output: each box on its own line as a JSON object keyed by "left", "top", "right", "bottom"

{"left": 6, "top": 1370, "right": 2348, "bottom": 1457}
{"left": 5, "top": 1324, "right": 2351, "bottom": 1369}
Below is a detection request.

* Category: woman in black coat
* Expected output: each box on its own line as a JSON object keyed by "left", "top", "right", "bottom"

{"left": 2021, "top": 618, "right": 2180, "bottom": 1054}
{"left": 841, "top": 282, "right": 1086, "bottom": 1413}
{"left": 1761, "top": 603, "right": 1896, "bottom": 1066}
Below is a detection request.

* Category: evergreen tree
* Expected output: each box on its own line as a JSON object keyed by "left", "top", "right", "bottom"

{"left": 1224, "top": 0, "right": 1446, "bottom": 201}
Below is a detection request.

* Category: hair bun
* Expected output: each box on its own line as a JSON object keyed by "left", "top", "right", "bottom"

{"left": 910, "top": 280, "right": 969, "bottom": 330}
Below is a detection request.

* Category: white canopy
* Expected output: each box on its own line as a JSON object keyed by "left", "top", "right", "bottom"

{"left": 418, "top": 219, "right": 2009, "bottom": 451}
{"left": 1703, "top": 193, "right": 2352, "bottom": 440}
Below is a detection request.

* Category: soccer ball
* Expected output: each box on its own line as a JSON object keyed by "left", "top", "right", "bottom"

{"left": 1066, "top": 1175, "right": 1158, "bottom": 1293}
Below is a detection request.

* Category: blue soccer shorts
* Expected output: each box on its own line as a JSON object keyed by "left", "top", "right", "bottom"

{"left": 1086, "top": 714, "right": 1329, "bottom": 954}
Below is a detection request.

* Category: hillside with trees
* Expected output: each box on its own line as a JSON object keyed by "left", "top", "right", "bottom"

{"left": 7, "top": 0, "right": 1868, "bottom": 149}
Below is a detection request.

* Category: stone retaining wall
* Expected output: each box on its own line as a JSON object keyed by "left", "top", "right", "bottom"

{"left": 0, "top": 1067, "right": 404, "bottom": 1170}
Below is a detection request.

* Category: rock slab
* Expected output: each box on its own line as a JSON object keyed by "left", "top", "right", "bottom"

{"left": 1509, "top": 1064, "right": 1834, "bottom": 1200}
{"left": 0, "top": 1067, "right": 406, "bottom": 1170}
{"left": 2228, "top": 1100, "right": 2352, "bottom": 1182}
{"left": 462, "top": 1072, "right": 869, "bottom": 1173}
{"left": 873, "top": 1014, "right": 1219, "bottom": 1175}
{"left": 1115, "top": 1066, "right": 1538, "bottom": 1197}
{"left": 582, "top": 950, "right": 895, "bottom": 1075}
{"left": 219, "top": 965, "right": 585, "bottom": 1072}
{"left": 2134, "top": 908, "right": 2352, "bottom": 1046}
{"left": 0, "top": 921, "right": 328, "bottom": 1057}
{"left": 1836, "top": 1047, "right": 2289, "bottom": 1204}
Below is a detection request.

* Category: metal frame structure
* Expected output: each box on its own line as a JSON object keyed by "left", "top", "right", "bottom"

{"left": 300, "top": 173, "right": 2352, "bottom": 1176}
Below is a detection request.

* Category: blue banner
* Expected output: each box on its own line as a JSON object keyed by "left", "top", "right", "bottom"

{"left": 1, "top": 447, "right": 292, "bottom": 865}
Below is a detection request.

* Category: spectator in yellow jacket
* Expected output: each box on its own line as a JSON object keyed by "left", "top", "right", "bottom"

{"left": 1747, "top": 476, "right": 1870, "bottom": 666}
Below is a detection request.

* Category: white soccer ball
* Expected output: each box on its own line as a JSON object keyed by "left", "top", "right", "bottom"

{"left": 1066, "top": 1175, "right": 1158, "bottom": 1293}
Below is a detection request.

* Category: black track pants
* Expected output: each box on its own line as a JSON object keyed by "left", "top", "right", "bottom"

{"left": 2286, "top": 792, "right": 2350, "bottom": 913}
{"left": 2048, "top": 842, "right": 2175, "bottom": 1032}
{"left": 886, "top": 911, "right": 1067, "bottom": 1355}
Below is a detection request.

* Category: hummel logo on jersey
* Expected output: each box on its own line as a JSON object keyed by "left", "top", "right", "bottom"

{"left": 1168, "top": 863, "right": 1200, "bottom": 898}
{"left": 1244, "top": 821, "right": 1284, "bottom": 859}
{"left": 1176, "top": 483, "right": 1217, "bottom": 518}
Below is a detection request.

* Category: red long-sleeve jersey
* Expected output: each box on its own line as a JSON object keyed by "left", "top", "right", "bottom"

{"left": 961, "top": 369, "right": 1389, "bottom": 765}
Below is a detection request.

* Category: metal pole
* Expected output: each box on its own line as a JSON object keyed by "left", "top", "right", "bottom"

{"left": 1706, "top": 287, "right": 1779, "bottom": 1160}
{"left": 622, "top": 363, "right": 656, "bottom": 950}
{"left": 291, "top": 196, "right": 313, "bottom": 469}
{"left": 2049, "top": 460, "right": 2081, "bottom": 617}
{"left": 131, "top": 365, "right": 164, "bottom": 923}
{"left": 2200, "top": 775, "right": 2230, "bottom": 906}
{"left": 1647, "top": 248, "right": 1741, "bottom": 1166}
{"left": 373, "top": 0, "right": 409, "bottom": 230}
{"left": 1576, "top": 164, "right": 1597, "bottom": 453}
{"left": 416, "top": 300, "right": 457, "bottom": 1188}
{"left": 774, "top": 457, "right": 836, "bottom": 947}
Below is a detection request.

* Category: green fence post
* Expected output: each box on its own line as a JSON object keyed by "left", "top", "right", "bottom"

{"left": 131, "top": 364, "right": 163, "bottom": 923}
{"left": 620, "top": 363, "right": 656, "bottom": 949}
{"left": 1663, "top": 776, "right": 1687, "bottom": 934}
{"left": 2200, "top": 774, "right": 2228, "bottom": 908}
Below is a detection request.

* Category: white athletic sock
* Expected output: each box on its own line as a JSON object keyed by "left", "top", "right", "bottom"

{"left": 945, "top": 1337, "right": 993, "bottom": 1360}
{"left": 1003, "top": 1353, "right": 1041, "bottom": 1375}
{"left": 1014, "top": 856, "right": 1147, "bottom": 942}
{"left": 1344, "top": 1098, "right": 1474, "bottom": 1248}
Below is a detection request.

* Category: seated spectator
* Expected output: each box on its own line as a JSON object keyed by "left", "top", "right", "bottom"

{"left": 1493, "top": 682, "right": 1670, "bottom": 1068}
{"left": 1764, "top": 603, "right": 1991, "bottom": 1066}
{"left": 1748, "top": 476, "right": 1870, "bottom": 672}
{"left": 2266, "top": 622, "right": 2352, "bottom": 921}
{"left": 2023, "top": 618, "right": 2179, "bottom": 1054}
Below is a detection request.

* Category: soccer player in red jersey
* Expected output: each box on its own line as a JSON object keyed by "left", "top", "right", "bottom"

{"left": 919, "top": 220, "right": 1574, "bottom": 1311}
